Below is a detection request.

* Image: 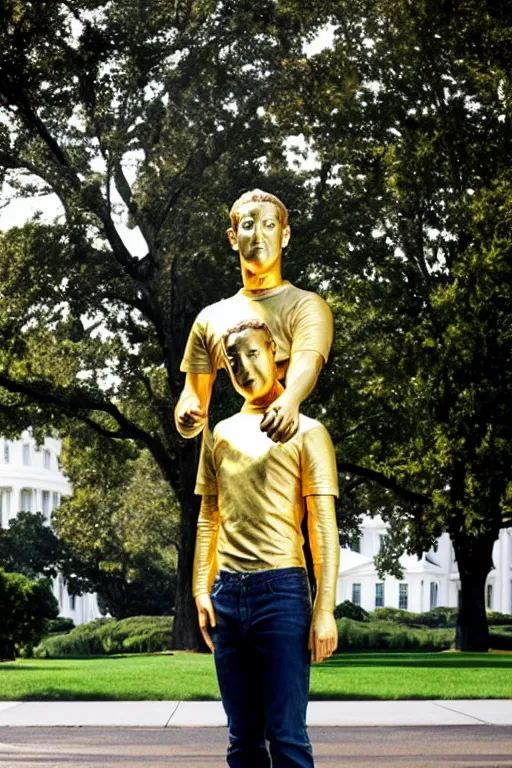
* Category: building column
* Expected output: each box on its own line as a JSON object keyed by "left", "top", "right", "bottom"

{"left": 499, "top": 529, "right": 511, "bottom": 614}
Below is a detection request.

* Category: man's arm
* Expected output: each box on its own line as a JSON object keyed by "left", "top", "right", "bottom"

{"left": 260, "top": 350, "right": 323, "bottom": 443}
{"left": 306, "top": 494, "right": 340, "bottom": 662}
{"left": 175, "top": 371, "right": 216, "bottom": 439}
{"left": 193, "top": 493, "right": 220, "bottom": 652}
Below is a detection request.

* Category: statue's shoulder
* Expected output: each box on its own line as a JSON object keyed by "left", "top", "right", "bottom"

{"left": 195, "top": 291, "right": 245, "bottom": 324}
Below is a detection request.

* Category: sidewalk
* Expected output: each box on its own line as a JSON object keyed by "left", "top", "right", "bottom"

{"left": 0, "top": 700, "right": 511, "bottom": 728}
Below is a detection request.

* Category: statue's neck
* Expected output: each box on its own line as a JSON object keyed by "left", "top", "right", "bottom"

{"left": 241, "top": 264, "right": 283, "bottom": 292}
{"left": 246, "top": 380, "right": 284, "bottom": 410}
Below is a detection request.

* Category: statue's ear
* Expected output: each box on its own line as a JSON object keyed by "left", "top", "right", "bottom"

{"left": 282, "top": 224, "right": 291, "bottom": 248}
{"left": 226, "top": 228, "right": 238, "bottom": 250}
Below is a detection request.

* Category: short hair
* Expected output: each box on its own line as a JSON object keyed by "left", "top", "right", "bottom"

{"left": 222, "top": 319, "right": 275, "bottom": 351}
{"left": 229, "top": 189, "right": 288, "bottom": 232}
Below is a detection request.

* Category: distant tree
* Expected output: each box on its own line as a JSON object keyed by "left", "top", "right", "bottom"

{"left": 0, "top": 569, "right": 59, "bottom": 660}
{"left": 52, "top": 423, "right": 180, "bottom": 618}
{"left": 0, "top": 511, "right": 61, "bottom": 580}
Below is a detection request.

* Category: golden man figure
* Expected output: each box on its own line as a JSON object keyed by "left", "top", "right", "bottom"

{"left": 175, "top": 189, "right": 333, "bottom": 443}
{"left": 193, "top": 319, "right": 339, "bottom": 768}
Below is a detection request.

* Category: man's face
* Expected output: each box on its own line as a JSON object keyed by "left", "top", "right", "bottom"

{"left": 227, "top": 201, "right": 290, "bottom": 274}
{"left": 224, "top": 327, "right": 276, "bottom": 401}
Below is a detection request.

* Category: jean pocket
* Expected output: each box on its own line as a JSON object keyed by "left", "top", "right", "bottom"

{"left": 266, "top": 573, "right": 310, "bottom": 599}
{"left": 211, "top": 578, "right": 223, "bottom": 599}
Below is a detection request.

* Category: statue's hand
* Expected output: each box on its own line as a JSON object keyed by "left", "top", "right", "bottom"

{"left": 195, "top": 593, "right": 216, "bottom": 653}
{"left": 309, "top": 608, "right": 337, "bottom": 663}
{"left": 175, "top": 395, "right": 206, "bottom": 438}
{"left": 260, "top": 393, "right": 299, "bottom": 443}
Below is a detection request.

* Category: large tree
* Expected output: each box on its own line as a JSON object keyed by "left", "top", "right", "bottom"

{"left": 284, "top": 0, "right": 512, "bottom": 650}
{"left": 0, "top": 0, "right": 325, "bottom": 647}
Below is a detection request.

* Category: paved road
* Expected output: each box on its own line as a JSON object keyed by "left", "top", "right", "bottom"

{"left": 0, "top": 726, "right": 512, "bottom": 767}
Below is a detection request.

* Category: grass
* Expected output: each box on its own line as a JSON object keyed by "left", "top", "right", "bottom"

{"left": 1, "top": 651, "right": 512, "bottom": 701}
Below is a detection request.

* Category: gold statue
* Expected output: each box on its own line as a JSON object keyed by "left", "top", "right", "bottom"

{"left": 193, "top": 319, "right": 339, "bottom": 767}
{"left": 175, "top": 190, "right": 333, "bottom": 443}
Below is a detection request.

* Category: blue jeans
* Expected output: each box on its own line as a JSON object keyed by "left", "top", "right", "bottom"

{"left": 211, "top": 567, "right": 314, "bottom": 768}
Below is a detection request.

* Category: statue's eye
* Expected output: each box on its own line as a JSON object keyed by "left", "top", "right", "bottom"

{"left": 241, "top": 220, "right": 253, "bottom": 230}
{"left": 248, "top": 351, "right": 258, "bottom": 358}
{"left": 264, "top": 220, "right": 276, "bottom": 229}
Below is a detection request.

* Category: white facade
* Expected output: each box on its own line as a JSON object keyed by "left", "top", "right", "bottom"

{"left": 0, "top": 431, "right": 101, "bottom": 625}
{"left": 336, "top": 515, "right": 512, "bottom": 615}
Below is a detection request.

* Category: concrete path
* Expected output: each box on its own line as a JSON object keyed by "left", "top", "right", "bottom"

{"left": 0, "top": 700, "right": 512, "bottom": 727}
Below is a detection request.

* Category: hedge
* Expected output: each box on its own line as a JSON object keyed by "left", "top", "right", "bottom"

{"left": 34, "top": 616, "right": 173, "bottom": 658}
{"left": 335, "top": 619, "right": 454, "bottom": 652}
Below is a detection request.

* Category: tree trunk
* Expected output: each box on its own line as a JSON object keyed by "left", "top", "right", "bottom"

{"left": 172, "top": 437, "right": 205, "bottom": 650}
{"left": 452, "top": 530, "right": 495, "bottom": 652}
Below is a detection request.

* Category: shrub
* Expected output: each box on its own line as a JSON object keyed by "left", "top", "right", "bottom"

{"left": 413, "top": 607, "right": 458, "bottom": 628}
{"left": 0, "top": 569, "right": 59, "bottom": 660}
{"left": 487, "top": 611, "right": 512, "bottom": 626}
{"left": 371, "top": 607, "right": 420, "bottom": 624}
{"left": 334, "top": 600, "right": 370, "bottom": 622}
{"left": 46, "top": 617, "right": 75, "bottom": 634}
{"left": 335, "top": 618, "right": 454, "bottom": 652}
{"left": 489, "top": 631, "right": 512, "bottom": 651}
{"left": 34, "top": 616, "right": 174, "bottom": 658}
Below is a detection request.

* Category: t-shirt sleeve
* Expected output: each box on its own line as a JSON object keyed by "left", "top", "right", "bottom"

{"left": 195, "top": 428, "right": 218, "bottom": 496}
{"left": 290, "top": 293, "right": 333, "bottom": 363}
{"left": 180, "top": 309, "right": 215, "bottom": 374}
{"left": 301, "top": 423, "right": 339, "bottom": 498}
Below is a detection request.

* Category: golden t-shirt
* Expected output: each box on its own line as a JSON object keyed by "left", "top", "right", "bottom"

{"left": 193, "top": 405, "right": 339, "bottom": 593}
{"left": 180, "top": 281, "right": 333, "bottom": 376}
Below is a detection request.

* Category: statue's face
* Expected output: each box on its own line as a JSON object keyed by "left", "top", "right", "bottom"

{"left": 224, "top": 327, "right": 276, "bottom": 400}
{"left": 227, "top": 201, "right": 290, "bottom": 273}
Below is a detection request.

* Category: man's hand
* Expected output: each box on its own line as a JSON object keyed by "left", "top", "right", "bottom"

{"left": 195, "top": 593, "right": 216, "bottom": 653}
{"left": 309, "top": 608, "right": 337, "bottom": 663}
{"left": 175, "top": 395, "right": 206, "bottom": 438}
{"left": 260, "top": 393, "right": 299, "bottom": 443}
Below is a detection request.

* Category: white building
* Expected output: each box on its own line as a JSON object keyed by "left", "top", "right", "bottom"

{"left": 336, "top": 514, "right": 512, "bottom": 615}
{"left": 0, "top": 431, "right": 101, "bottom": 625}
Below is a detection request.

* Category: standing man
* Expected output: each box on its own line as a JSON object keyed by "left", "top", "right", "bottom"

{"left": 193, "top": 319, "right": 339, "bottom": 768}
{"left": 175, "top": 189, "right": 333, "bottom": 444}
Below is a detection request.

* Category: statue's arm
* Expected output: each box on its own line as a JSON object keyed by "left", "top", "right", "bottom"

{"left": 175, "top": 371, "right": 216, "bottom": 439}
{"left": 306, "top": 494, "right": 340, "bottom": 662}
{"left": 193, "top": 493, "right": 220, "bottom": 652}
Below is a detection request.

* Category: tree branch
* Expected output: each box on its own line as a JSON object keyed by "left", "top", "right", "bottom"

{"left": 337, "top": 461, "right": 432, "bottom": 506}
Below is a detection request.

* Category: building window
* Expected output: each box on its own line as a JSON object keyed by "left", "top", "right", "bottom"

{"left": 22, "top": 444, "right": 30, "bottom": 466}
{"left": 351, "top": 536, "right": 361, "bottom": 553}
{"left": 20, "top": 489, "right": 33, "bottom": 512}
{"left": 378, "top": 534, "right": 386, "bottom": 552}
{"left": 43, "top": 449, "right": 51, "bottom": 470}
{"left": 42, "top": 491, "right": 51, "bottom": 519}
{"left": 352, "top": 583, "right": 361, "bottom": 606}
{"left": 486, "top": 583, "right": 493, "bottom": 610}
{"left": 375, "top": 583, "right": 384, "bottom": 608}
{"left": 430, "top": 582, "right": 438, "bottom": 610}
{"left": 399, "top": 583, "right": 408, "bottom": 610}
{"left": 52, "top": 492, "right": 60, "bottom": 510}
{"left": 70, "top": 594, "right": 76, "bottom": 611}
{"left": 4, "top": 442, "right": 9, "bottom": 464}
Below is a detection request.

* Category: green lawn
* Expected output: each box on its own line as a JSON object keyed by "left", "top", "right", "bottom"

{"left": 1, "top": 652, "right": 511, "bottom": 701}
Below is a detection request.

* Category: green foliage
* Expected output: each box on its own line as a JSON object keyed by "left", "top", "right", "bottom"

{"left": 0, "top": 569, "right": 59, "bottom": 660}
{"left": 46, "top": 616, "right": 75, "bottom": 634}
{"left": 53, "top": 429, "right": 179, "bottom": 618}
{"left": 34, "top": 616, "right": 173, "bottom": 658}
{"left": 334, "top": 600, "right": 370, "bottom": 622}
{"left": 0, "top": 512, "right": 62, "bottom": 579}
{"left": 488, "top": 630, "right": 512, "bottom": 651}
{"left": 486, "top": 611, "right": 512, "bottom": 626}
{"left": 371, "top": 607, "right": 421, "bottom": 624}
{"left": 335, "top": 619, "right": 454, "bottom": 653}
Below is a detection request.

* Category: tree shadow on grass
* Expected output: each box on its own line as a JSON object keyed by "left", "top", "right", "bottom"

{"left": 325, "top": 653, "right": 512, "bottom": 669}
